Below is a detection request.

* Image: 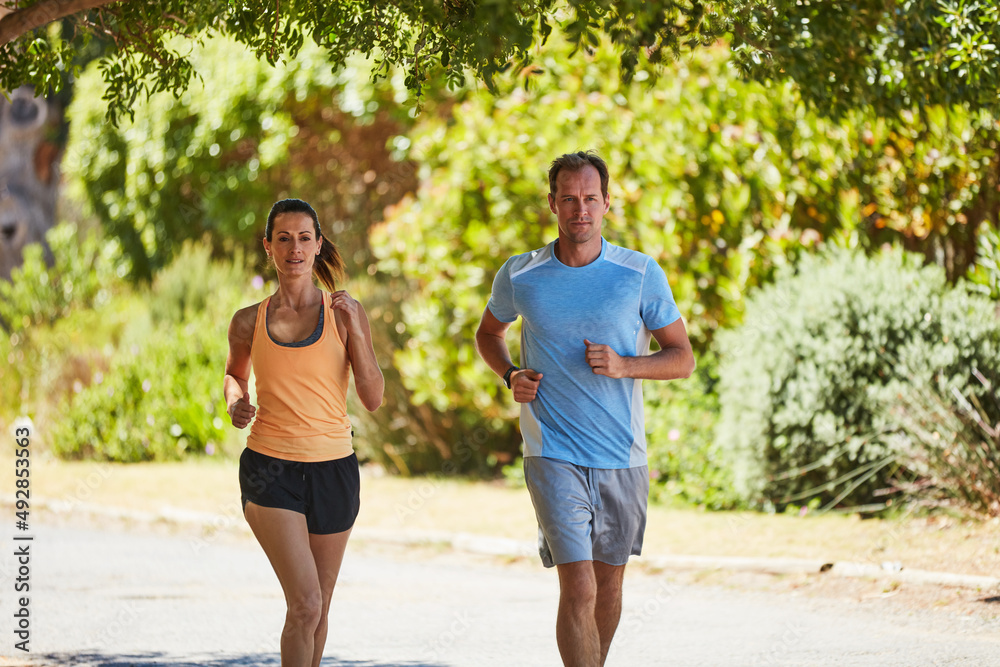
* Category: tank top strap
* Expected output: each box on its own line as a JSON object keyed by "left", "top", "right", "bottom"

{"left": 251, "top": 298, "right": 269, "bottom": 346}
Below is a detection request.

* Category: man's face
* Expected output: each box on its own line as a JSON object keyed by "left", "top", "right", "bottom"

{"left": 548, "top": 165, "right": 609, "bottom": 248}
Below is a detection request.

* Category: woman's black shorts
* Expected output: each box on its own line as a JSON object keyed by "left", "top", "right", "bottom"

{"left": 239, "top": 448, "right": 360, "bottom": 535}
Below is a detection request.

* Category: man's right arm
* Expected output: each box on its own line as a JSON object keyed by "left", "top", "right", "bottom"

{"left": 475, "top": 308, "right": 543, "bottom": 403}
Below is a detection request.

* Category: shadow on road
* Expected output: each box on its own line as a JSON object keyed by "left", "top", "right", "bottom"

{"left": 33, "top": 652, "right": 447, "bottom": 667}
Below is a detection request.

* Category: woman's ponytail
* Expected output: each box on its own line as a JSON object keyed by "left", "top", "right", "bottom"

{"left": 314, "top": 233, "right": 346, "bottom": 292}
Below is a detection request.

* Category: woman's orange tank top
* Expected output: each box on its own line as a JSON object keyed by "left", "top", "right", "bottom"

{"left": 246, "top": 292, "right": 353, "bottom": 462}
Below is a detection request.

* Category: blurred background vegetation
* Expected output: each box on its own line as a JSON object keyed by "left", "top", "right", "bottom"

{"left": 3, "top": 29, "right": 1000, "bottom": 518}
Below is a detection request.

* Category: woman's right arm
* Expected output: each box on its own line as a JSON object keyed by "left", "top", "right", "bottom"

{"left": 224, "top": 305, "right": 257, "bottom": 429}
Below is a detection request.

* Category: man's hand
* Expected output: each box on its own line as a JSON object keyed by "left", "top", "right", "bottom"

{"left": 228, "top": 391, "right": 257, "bottom": 429}
{"left": 584, "top": 339, "right": 626, "bottom": 378}
{"left": 511, "top": 369, "right": 543, "bottom": 403}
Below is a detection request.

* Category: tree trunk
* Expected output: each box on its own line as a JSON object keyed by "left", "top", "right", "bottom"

{"left": 0, "top": 85, "right": 62, "bottom": 280}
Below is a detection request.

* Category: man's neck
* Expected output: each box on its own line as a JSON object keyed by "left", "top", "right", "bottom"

{"left": 554, "top": 238, "right": 602, "bottom": 267}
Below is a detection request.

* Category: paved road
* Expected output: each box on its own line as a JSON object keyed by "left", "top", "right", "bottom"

{"left": 2, "top": 522, "right": 999, "bottom": 666}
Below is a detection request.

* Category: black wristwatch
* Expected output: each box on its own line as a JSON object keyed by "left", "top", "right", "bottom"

{"left": 502, "top": 365, "right": 520, "bottom": 389}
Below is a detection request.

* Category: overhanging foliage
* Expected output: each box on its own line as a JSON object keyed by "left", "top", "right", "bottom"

{"left": 1, "top": 1, "right": 999, "bottom": 123}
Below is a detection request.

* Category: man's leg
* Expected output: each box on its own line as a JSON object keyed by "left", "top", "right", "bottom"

{"left": 593, "top": 561, "right": 627, "bottom": 666}
{"left": 556, "top": 560, "right": 601, "bottom": 667}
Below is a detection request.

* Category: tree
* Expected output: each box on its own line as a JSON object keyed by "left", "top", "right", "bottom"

{"left": 2, "top": 1, "right": 1000, "bottom": 124}
{"left": 0, "top": 86, "right": 62, "bottom": 280}
{"left": 729, "top": 0, "right": 1000, "bottom": 118}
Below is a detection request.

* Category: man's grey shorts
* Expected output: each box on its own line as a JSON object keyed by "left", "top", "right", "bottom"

{"left": 523, "top": 456, "right": 649, "bottom": 568}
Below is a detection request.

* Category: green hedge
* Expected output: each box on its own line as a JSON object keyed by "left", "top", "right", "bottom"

{"left": 715, "top": 246, "right": 1000, "bottom": 510}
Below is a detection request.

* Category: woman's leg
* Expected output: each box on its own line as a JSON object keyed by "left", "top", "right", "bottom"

{"left": 307, "top": 528, "right": 353, "bottom": 667}
{"left": 244, "top": 502, "right": 324, "bottom": 667}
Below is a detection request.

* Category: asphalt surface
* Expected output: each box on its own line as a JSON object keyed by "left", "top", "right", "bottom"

{"left": 2, "top": 522, "right": 1000, "bottom": 666}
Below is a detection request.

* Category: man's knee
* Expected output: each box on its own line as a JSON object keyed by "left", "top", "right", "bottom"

{"left": 557, "top": 561, "right": 599, "bottom": 609}
{"left": 593, "top": 562, "right": 626, "bottom": 590}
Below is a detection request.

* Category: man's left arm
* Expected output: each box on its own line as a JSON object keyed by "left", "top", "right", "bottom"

{"left": 584, "top": 318, "right": 695, "bottom": 380}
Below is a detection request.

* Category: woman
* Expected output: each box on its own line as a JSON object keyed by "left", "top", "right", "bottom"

{"left": 224, "top": 198, "right": 383, "bottom": 667}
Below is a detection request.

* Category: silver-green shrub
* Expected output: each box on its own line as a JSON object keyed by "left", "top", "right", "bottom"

{"left": 716, "top": 247, "right": 1000, "bottom": 509}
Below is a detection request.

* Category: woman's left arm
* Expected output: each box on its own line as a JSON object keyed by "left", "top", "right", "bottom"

{"left": 331, "top": 290, "right": 384, "bottom": 411}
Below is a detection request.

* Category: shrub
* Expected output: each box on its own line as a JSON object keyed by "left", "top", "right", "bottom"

{"left": 345, "top": 273, "right": 518, "bottom": 477}
{"left": 0, "top": 222, "right": 126, "bottom": 333}
{"left": 645, "top": 353, "right": 742, "bottom": 509}
{"left": 968, "top": 223, "right": 1000, "bottom": 300}
{"left": 370, "top": 35, "right": 1000, "bottom": 476}
{"left": 888, "top": 370, "right": 1000, "bottom": 517}
{"left": 45, "top": 243, "right": 256, "bottom": 461}
{"left": 715, "top": 247, "right": 1000, "bottom": 509}
{"left": 49, "top": 311, "right": 230, "bottom": 461}
{"left": 148, "top": 239, "right": 253, "bottom": 325}
{"left": 65, "top": 37, "right": 416, "bottom": 282}
{"left": 0, "top": 223, "right": 128, "bottom": 424}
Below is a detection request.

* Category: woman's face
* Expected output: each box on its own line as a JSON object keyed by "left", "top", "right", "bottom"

{"left": 264, "top": 212, "right": 322, "bottom": 280}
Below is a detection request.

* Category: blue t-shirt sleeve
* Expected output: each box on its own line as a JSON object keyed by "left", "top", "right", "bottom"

{"left": 640, "top": 260, "right": 681, "bottom": 330}
{"left": 487, "top": 258, "right": 519, "bottom": 323}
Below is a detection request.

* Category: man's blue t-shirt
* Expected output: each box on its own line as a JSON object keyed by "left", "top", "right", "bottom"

{"left": 487, "top": 238, "right": 681, "bottom": 469}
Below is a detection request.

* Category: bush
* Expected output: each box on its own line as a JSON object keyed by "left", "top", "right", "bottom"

{"left": 0, "top": 223, "right": 128, "bottom": 424}
{"left": 148, "top": 239, "right": 253, "bottom": 325}
{"left": 645, "top": 353, "right": 742, "bottom": 509}
{"left": 715, "top": 246, "right": 1000, "bottom": 510}
{"left": 888, "top": 371, "right": 1000, "bottom": 517}
{"left": 371, "top": 38, "right": 836, "bottom": 472}
{"left": 0, "top": 222, "right": 126, "bottom": 333}
{"left": 65, "top": 36, "right": 416, "bottom": 282}
{"left": 48, "top": 312, "right": 231, "bottom": 461}
{"left": 968, "top": 223, "right": 1000, "bottom": 300}
{"left": 345, "top": 273, "right": 518, "bottom": 477}
{"left": 370, "top": 34, "right": 1000, "bottom": 476}
{"left": 44, "top": 242, "right": 257, "bottom": 461}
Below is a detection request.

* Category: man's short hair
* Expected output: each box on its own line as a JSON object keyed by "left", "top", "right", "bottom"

{"left": 548, "top": 151, "right": 609, "bottom": 198}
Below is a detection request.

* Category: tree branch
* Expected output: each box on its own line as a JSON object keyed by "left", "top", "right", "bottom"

{"left": 732, "top": 20, "right": 771, "bottom": 54}
{"left": 271, "top": 0, "right": 278, "bottom": 62}
{"left": 0, "top": 0, "right": 119, "bottom": 47}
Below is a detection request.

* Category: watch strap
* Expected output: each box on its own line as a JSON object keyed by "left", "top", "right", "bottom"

{"left": 502, "top": 365, "right": 520, "bottom": 389}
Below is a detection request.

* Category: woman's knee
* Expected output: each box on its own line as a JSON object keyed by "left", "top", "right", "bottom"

{"left": 286, "top": 590, "right": 324, "bottom": 630}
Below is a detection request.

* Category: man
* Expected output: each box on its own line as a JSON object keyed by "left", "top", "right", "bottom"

{"left": 475, "top": 151, "right": 695, "bottom": 667}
